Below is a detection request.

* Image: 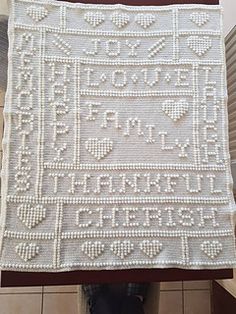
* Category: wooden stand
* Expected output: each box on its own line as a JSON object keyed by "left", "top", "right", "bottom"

{"left": 1, "top": 268, "right": 233, "bottom": 287}
{"left": 2, "top": 0, "right": 233, "bottom": 287}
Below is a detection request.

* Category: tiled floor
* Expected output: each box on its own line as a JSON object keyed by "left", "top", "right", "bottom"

{"left": 0, "top": 91, "right": 211, "bottom": 314}
{"left": 43, "top": 292, "right": 78, "bottom": 314}
{"left": 0, "top": 293, "right": 42, "bottom": 314}
{"left": 0, "top": 276, "right": 211, "bottom": 314}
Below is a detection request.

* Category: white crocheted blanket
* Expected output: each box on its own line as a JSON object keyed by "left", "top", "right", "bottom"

{"left": 0, "top": 0, "right": 236, "bottom": 272}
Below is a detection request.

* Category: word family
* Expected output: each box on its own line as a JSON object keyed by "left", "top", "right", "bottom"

{"left": 1, "top": 0, "right": 235, "bottom": 272}
{"left": 84, "top": 104, "right": 191, "bottom": 151}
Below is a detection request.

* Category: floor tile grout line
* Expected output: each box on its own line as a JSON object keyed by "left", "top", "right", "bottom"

{"left": 160, "top": 288, "right": 210, "bottom": 292}
{"left": 182, "top": 288, "right": 210, "bottom": 291}
{"left": 0, "top": 292, "right": 43, "bottom": 295}
{"left": 40, "top": 291, "right": 78, "bottom": 294}
{"left": 160, "top": 289, "right": 185, "bottom": 292}
{"left": 209, "top": 280, "right": 213, "bottom": 314}
{"left": 41, "top": 286, "right": 44, "bottom": 314}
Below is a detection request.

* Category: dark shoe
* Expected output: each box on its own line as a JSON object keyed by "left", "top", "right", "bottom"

{"left": 120, "top": 295, "right": 145, "bottom": 314}
{"left": 82, "top": 284, "right": 105, "bottom": 301}
{"left": 90, "top": 289, "right": 121, "bottom": 314}
{"left": 82, "top": 284, "right": 106, "bottom": 314}
{"left": 127, "top": 282, "right": 150, "bottom": 304}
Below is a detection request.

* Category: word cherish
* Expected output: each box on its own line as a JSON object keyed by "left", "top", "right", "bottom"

{"left": 48, "top": 172, "right": 222, "bottom": 195}
{"left": 75, "top": 206, "right": 219, "bottom": 229}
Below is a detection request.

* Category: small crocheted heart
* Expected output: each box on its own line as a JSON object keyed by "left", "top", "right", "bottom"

{"left": 201, "top": 240, "right": 223, "bottom": 259}
{"left": 84, "top": 12, "right": 105, "bottom": 27}
{"left": 187, "top": 36, "right": 212, "bottom": 56}
{"left": 85, "top": 138, "right": 113, "bottom": 160}
{"left": 140, "top": 240, "right": 163, "bottom": 258}
{"left": 135, "top": 13, "right": 156, "bottom": 29}
{"left": 162, "top": 99, "right": 189, "bottom": 121}
{"left": 110, "top": 240, "right": 134, "bottom": 259}
{"left": 27, "top": 5, "right": 48, "bottom": 22}
{"left": 81, "top": 241, "right": 105, "bottom": 260}
{"left": 190, "top": 12, "right": 209, "bottom": 27}
{"left": 111, "top": 12, "right": 130, "bottom": 29}
{"left": 17, "top": 204, "right": 46, "bottom": 229}
{"left": 15, "top": 243, "right": 40, "bottom": 261}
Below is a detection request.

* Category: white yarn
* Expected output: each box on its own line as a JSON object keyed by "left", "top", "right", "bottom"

{"left": 0, "top": 0, "right": 235, "bottom": 272}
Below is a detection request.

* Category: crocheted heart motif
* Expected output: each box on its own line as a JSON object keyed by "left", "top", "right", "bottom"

{"left": 26, "top": 5, "right": 48, "bottom": 22}
{"left": 201, "top": 240, "right": 223, "bottom": 259}
{"left": 17, "top": 204, "right": 46, "bottom": 229}
{"left": 81, "top": 241, "right": 105, "bottom": 260}
{"left": 190, "top": 12, "right": 209, "bottom": 27}
{"left": 140, "top": 240, "right": 163, "bottom": 258}
{"left": 111, "top": 12, "right": 130, "bottom": 28}
{"left": 84, "top": 12, "right": 105, "bottom": 27}
{"left": 85, "top": 138, "right": 113, "bottom": 160}
{"left": 162, "top": 99, "right": 189, "bottom": 121}
{"left": 110, "top": 240, "right": 134, "bottom": 259}
{"left": 135, "top": 14, "right": 156, "bottom": 29}
{"left": 15, "top": 243, "right": 40, "bottom": 261}
{"left": 187, "top": 36, "right": 212, "bottom": 56}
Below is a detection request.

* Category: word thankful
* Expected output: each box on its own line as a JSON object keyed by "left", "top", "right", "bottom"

{"left": 75, "top": 206, "right": 219, "bottom": 229}
{"left": 48, "top": 172, "right": 222, "bottom": 195}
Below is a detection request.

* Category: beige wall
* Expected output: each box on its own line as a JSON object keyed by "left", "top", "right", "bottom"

{"left": 0, "top": 0, "right": 8, "bottom": 15}
{"left": 221, "top": 0, "right": 236, "bottom": 35}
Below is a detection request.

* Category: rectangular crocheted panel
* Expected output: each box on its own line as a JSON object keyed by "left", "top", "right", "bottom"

{"left": 0, "top": 0, "right": 236, "bottom": 272}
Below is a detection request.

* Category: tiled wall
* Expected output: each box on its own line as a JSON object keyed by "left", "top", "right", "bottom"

{"left": 0, "top": 82, "right": 212, "bottom": 314}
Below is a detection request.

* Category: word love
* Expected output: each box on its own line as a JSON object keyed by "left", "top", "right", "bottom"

{"left": 82, "top": 66, "right": 191, "bottom": 89}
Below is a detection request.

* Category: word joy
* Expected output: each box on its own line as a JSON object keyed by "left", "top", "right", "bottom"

{"left": 83, "top": 38, "right": 165, "bottom": 59}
